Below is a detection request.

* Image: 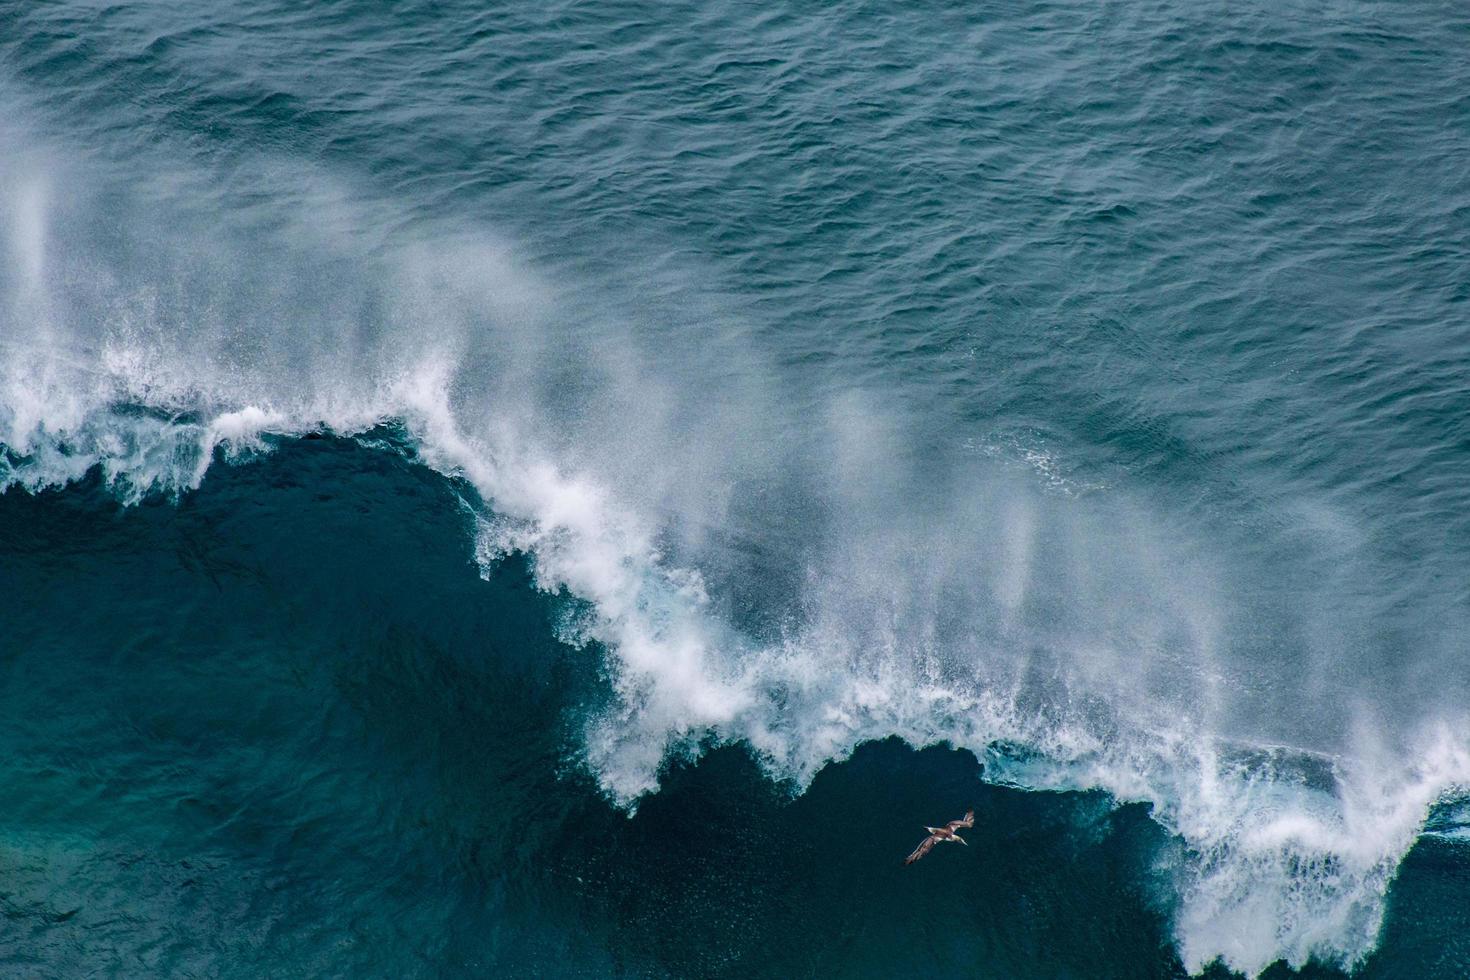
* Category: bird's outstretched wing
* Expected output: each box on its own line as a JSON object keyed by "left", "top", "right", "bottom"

{"left": 905, "top": 834, "right": 938, "bottom": 865}
{"left": 946, "top": 810, "right": 975, "bottom": 832}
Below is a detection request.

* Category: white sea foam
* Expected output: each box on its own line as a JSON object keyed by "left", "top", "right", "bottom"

{"left": 5, "top": 351, "right": 1468, "bottom": 975}
{"left": 3, "top": 103, "right": 1467, "bottom": 978}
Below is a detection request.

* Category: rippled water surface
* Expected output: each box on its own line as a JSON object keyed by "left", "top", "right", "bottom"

{"left": 2, "top": 1, "right": 1468, "bottom": 976}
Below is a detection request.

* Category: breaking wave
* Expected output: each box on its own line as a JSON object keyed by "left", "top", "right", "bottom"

{"left": 4, "top": 76, "right": 1468, "bottom": 977}
{"left": 6, "top": 384, "right": 1468, "bottom": 977}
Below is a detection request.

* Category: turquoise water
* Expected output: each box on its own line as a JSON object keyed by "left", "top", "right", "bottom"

{"left": 2, "top": 1, "right": 1468, "bottom": 976}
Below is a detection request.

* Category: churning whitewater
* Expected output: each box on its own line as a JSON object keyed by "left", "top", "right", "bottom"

{"left": 3, "top": 2, "right": 1469, "bottom": 977}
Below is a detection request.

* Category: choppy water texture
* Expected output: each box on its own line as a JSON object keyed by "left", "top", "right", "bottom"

{"left": 2, "top": 1, "right": 1469, "bottom": 977}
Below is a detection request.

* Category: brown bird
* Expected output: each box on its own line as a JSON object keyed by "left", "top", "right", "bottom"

{"left": 904, "top": 810, "right": 975, "bottom": 865}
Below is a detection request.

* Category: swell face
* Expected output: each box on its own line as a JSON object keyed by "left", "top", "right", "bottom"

{"left": 3, "top": 0, "right": 1470, "bottom": 976}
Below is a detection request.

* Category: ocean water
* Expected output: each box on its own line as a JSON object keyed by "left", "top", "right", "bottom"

{"left": 2, "top": 0, "right": 1468, "bottom": 976}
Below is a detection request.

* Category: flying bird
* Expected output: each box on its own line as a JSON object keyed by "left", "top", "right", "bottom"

{"left": 904, "top": 810, "right": 975, "bottom": 865}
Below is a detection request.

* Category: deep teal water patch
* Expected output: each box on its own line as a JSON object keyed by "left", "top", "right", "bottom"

{"left": 0, "top": 440, "right": 611, "bottom": 975}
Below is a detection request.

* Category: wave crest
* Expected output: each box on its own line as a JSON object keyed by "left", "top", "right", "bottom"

{"left": 5, "top": 378, "right": 1466, "bottom": 977}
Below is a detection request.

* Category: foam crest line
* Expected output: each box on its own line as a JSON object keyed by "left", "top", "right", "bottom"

{"left": 394, "top": 363, "right": 759, "bottom": 791}
{"left": 4, "top": 375, "right": 1467, "bottom": 977}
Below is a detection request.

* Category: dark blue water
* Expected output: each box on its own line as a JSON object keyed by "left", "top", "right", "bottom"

{"left": 2, "top": 1, "right": 1469, "bottom": 976}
